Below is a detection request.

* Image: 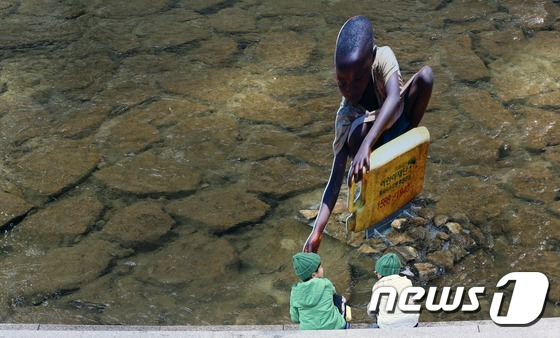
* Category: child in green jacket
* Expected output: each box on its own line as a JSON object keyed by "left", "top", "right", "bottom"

{"left": 290, "top": 252, "right": 349, "bottom": 330}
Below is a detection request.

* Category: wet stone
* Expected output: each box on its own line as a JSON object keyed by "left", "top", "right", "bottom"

{"left": 414, "top": 262, "right": 437, "bottom": 282}
{"left": 434, "top": 214, "right": 449, "bottom": 227}
{"left": 442, "top": 0, "right": 497, "bottom": 22}
{"left": 246, "top": 157, "right": 323, "bottom": 197}
{"left": 142, "top": 231, "right": 237, "bottom": 287}
{"left": 55, "top": 53, "right": 117, "bottom": 94}
{"left": 450, "top": 212, "right": 470, "bottom": 225}
{"left": 158, "top": 66, "right": 245, "bottom": 105}
{"left": 449, "top": 244, "right": 468, "bottom": 262}
{"left": 395, "top": 246, "right": 419, "bottom": 263}
{"left": 100, "top": 201, "right": 174, "bottom": 248}
{"left": 478, "top": 29, "right": 525, "bottom": 60}
{"left": 247, "top": 31, "right": 316, "bottom": 69}
{"left": 191, "top": 36, "right": 238, "bottom": 65}
{"left": 502, "top": 207, "right": 560, "bottom": 248}
{"left": 89, "top": 0, "right": 169, "bottom": 18}
{"left": 391, "top": 218, "right": 408, "bottom": 232}
{"left": 445, "top": 222, "right": 462, "bottom": 234}
{"left": 165, "top": 186, "right": 270, "bottom": 234}
{"left": 228, "top": 92, "right": 314, "bottom": 129}
{"left": 0, "top": 239, "right": 121, "bottom": 305}
{"left": 430, "top": 130, "right": 502, "bottom": 166}
{"left": 431, "top": 176, "right": 510, "bottom": 225}
{"left": 459, "top": 88, "right": 515, "bottom": 133}
{"left": 527, "top": 90, "right": 560, "bottom": 109}
{"left": 234, "top": 124, "right": 300, "bottom": 161}
{"left": 347, "top": 232, "right": 365, "bottom": 248}
{"left": 14, "top": 140, "right": 102, "bottom": 198}
{"left": 358, "top": 244, "right": 376, "bottom": 256}
{"left": 490, "top": 54, "right": 560, "bottom": 102}
{"left": 386, "top": 232, "right": 414, "bottom": 246}
{"left": 15, "top": 194, "right": 104, "bottom": 247}
{"left": 93, "top": 76, "right": 160, "bottom": 108}
{"left": 427, "top": 250, "right": 455, "bottom": 270}
{"left": 409, "top": 217, "right": 427, "bottom": 227}
{"left": 364, "top": 237, "right": 388, "bottom": 255}
{"left": 298, "top": 209, "right": 318, "bottom": 221}
{"left": 134, "top": 14, "right": 211, "bottom": 49}
{"left": 407, "top": 226, "right": 429, "bottom": 244}
{"left": 435, "top": 232, "right": 450, "bottom": 241}
{"left": 84, "top": 19, "right": 141, "bottom": 54}
{"left": 95, "top": 110, "right": 161, "bottom": 155}
{"left": 94, "top": 152, "right": 201, "bottom": 195}
{"left": 163, "top": 112, "right": 239, "bottom": 170}
{"left": 502, "top": 162, "right": 557, "bottom": 203}
{"left": 208, "top": 7, "right": 256, "bottom": 33}
{"left": 503, "top": 2, "right": 559, "bottom": 30}
{"left": 440, "top": 34, "right": 488, "bottom": 83}
{"left": 0, "top": 192, "right": 33, "bottom": 229}
{"left": 520, "top": 107, "right": 560, "bottom": 151}
{"left": 56, "top": 106, "right": 112, "bottom": 139}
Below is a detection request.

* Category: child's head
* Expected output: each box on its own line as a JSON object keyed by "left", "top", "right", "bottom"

{"left": 334, "top": 15, "right": 375, "bottom": 105}
{"left": 375, "top": 253, "right": 401, "bottom": 278}
{"left": 293, "top": 252, "right": 323, "bottom": 281}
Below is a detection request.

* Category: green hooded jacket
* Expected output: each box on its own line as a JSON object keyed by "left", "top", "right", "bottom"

{"left": 289, "top": 278, "right": 346, "bottom": 330}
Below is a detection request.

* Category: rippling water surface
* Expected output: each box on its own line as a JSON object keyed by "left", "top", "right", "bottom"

{"left": 0, "top": 0, "right": 559, "bottom": 325}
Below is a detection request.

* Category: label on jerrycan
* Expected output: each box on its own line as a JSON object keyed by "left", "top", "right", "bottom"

{"left": 347, "top": 127, "right": 430, "bottom": 233}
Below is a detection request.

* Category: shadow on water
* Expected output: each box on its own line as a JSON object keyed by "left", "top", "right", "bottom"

{"left": 0, "top": 0, "right": 559, "bottom": 325}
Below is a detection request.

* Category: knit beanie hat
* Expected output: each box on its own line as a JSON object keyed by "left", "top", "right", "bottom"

{"left": 375, "top": 253, "right": 401, "bottom": 276}
{"left": 292, "top": 252, "right": 321, "bottom": 281}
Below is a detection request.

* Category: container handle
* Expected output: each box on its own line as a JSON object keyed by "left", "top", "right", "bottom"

{"left": 347, "top": 175, "right": 364, "bottom": 213}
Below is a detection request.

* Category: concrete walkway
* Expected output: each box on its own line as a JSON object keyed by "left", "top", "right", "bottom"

{"left": 0, "top": 318, "right": 559, "bottom": 338}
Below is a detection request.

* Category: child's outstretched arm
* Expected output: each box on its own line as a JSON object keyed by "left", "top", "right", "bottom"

{"left": 303, "top": 146, "right": 349, "bottom": 253}
{"left": 349, "top": 72, "right": 401, "bottom": 183}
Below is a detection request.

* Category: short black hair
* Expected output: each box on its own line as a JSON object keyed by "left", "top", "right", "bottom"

{"left": 335, "top": 15, "right": 374, "bottom": 66}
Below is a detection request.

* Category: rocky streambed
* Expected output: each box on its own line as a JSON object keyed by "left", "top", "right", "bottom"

{"left": 0, "top": 0, "right": 559, "bottom": 326}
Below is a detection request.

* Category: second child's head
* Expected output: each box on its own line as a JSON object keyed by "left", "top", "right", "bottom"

{"left": 293, "top": 252, "right": 324, "bottom": 281}
{"left": 334, "top": 15, "right": 375, "bottom": 105}
{"left": 375, "top": 253, "right": 401, "bottom": 279}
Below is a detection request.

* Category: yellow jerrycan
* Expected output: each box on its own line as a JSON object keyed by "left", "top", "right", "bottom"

{"left": 347, "top": 126, "right": 430, "bottom": 233}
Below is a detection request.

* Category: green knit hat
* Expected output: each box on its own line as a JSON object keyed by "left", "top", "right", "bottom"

{"left": 375, "top": 253, "right": 401, "bottom": 276}
{"left": 292, "top": 252, "right": 321, "bottom": 281}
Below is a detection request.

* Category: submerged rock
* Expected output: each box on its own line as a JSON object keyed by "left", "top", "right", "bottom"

{"left": 0, "top": 192, "right": 33, "bottom": 229}
{"left": 208, "top": 7, "right": 256, "bottom": 33}
{"left": 247, "top": 31, "right": 316, "bottom": 69}
{"left": 100, "top": 201, "right": 175, "bottom": 248}
{"left": 519, "top": 106, "right": 560, "bottom": 151}
{"left": 0, "top": 239, "right": 122, "bottom": 305}
{"left": 14, "top": 140, "right": 102, "bottom": 198}
{"left": 94, "top": 151, "right": 201, "bottom": 195}
{"left": 228, "top": 92, "right": 314, "bottom": 129}
{"left": 141, "top": 231, "right": 238, "bottom": 287}
{"left": 246, "top": 157, "right": 323, "bottom": 197}
{"left": 165, "top": 185, "right": 270, "bottom": 233}
{"left": 490, "top": 53, "right": 560, "bottom": 102}
{"left": 414, "top": 262, "right": 438, "bottom": 281}
{"left": 95, "top": 109, "right": 161, "bottom": 155}
{"left": 15, "top": 194, "right": 103, "bottom": 247}
{"left": 427, "top": 250, "right": 455, "bottom": 270}
{"left": 502, "top": 162, "right": 557, "bottom": 203}
{"left": 440, "top": 34, "right": 489, "bottom": 83}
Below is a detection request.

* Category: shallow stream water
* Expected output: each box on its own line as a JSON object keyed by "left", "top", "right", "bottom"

{"left": 0, "top": 0, "right": 559, "bottom": 325}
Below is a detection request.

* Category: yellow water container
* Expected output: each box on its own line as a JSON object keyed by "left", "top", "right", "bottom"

{"left": 347, "top": 127, "right": 430, "bottom": 233}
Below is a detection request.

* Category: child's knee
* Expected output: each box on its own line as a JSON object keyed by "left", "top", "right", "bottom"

{"left": 418, "top": 66, "right": 434, "bottom": 88}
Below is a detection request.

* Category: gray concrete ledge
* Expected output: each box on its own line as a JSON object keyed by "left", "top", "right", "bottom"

{"left": 0, "top": 318, "right": 558, "bottom": 337}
